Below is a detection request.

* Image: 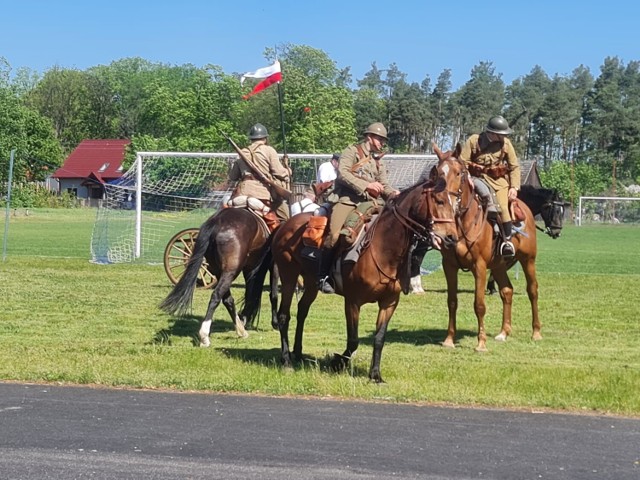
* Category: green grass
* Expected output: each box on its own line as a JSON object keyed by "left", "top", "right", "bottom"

{"left": 1, "top": 209, "right": 639, "bottom": 416}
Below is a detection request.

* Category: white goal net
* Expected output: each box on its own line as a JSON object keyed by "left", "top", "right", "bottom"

{"left": 577, "top": 196, "right": 640, "bottom": 226}
{"left": 90, "top": 152, "right": 438, "bottom": 265}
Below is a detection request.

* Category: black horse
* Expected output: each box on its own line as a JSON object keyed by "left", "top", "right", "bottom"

{"left": 160, "top": 207, "right": 276, "bottom": 345}
{"left": 409, "top": 184, "right": 569, "bottom": 294}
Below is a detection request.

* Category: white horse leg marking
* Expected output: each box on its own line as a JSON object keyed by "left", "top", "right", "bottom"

{"left": 234, "top": 314, "right": 249, "bottom": 338}
{"left": 410, "top": 275, "right": 425, "bottom": 294}
{"left": 199, "top": 320, "right": 212, "bottom": 347}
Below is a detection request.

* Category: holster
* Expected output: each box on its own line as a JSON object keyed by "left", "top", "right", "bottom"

{"left": 303, "top": 215, "right": 328, "bottom": 248}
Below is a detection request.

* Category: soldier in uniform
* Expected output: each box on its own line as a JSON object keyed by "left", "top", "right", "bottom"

{"left": 459, "top": 115, "right": 521, "bottom": 256}
{"left": 317, "top": 122, "right": 399, "bottom": 294}
{"left": 229, "top": 123, "right": 291, "bottom": 222}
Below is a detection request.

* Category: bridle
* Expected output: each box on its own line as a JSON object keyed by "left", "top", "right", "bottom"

{"left": 445, "top": 165, "right": 487, "bottom": 247}
{"left": 538, "top": 199, "right": 565, "bottom": 237}
{"left": 363, "top": 181, "right": 455, "bottom": 281}
{"left": 393, "top": 183, "right": 456, "bottom": 243}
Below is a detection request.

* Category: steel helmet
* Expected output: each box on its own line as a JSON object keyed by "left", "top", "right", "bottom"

{"left": 364, "top": 122, "right": 388, "bottom": 140}
{"left": 248, "top": 123, "right": 269, "bottom": 140}
{"left": 485, "top": 116, "right": 513, "bottom": 135}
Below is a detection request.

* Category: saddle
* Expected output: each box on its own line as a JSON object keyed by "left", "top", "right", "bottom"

{"left": 340, "top": 201, "right": 383, "bottom": 245}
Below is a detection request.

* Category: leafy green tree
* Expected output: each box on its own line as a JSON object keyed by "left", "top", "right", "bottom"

{"left": 0, "top": 84, "right": 62, "bottom": 182}
{"left": 454, "top": 61, "right": 505, "bottom": 140}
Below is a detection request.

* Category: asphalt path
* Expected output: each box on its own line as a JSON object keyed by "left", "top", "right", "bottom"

{"left": 0, "top": 382, "right": 638, "bottom": 479}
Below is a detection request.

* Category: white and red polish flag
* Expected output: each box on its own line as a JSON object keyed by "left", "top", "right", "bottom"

{"left": 240, "top": 60, "right": 282, "bottom": 99}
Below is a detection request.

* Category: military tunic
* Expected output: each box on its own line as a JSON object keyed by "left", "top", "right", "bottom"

{"left": 325, "top": 142, "right": 394, "bottom": 247}
{"left": 229, "top": 141, "right": 291, "bottom": 221}
{"left": 459, "top": 133, "right": 520, "bottom": 222}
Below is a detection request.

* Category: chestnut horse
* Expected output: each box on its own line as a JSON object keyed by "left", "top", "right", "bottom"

{"left": 433, "top": 145, "right": 541, "bottom": 351}
{"left": 271, "top": 173, "right": 458, "bottom": 382}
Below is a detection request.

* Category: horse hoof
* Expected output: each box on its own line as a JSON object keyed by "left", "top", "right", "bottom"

{"left": 330, "top": 353, "right": 349, "bottom": 372}
{"left": 235, "top": 326, "right": 249, "bottom": 339}
{"left": 442, "top": 340, "right": 456, "bottom": 349}
{"left": 474, "top": 345, "right": 488, "bottom": 353}
{"left": 494, "top": 333, "right": 507, "bottom": 342}
{"left": 532, "top": 332, "right": 543, "bottom": 341}
{"left": 369, "top": 374, "right": 385, "bottom": 384}
{"left": 199, "top": 338, "right": 211, "bottom": 348}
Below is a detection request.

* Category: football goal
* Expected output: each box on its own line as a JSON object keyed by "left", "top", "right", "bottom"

{"left": 90, "top": 151, "right": 438, "bottom": 265}
{"left": 577, "top": 196, "right": 640, "bottom": 226}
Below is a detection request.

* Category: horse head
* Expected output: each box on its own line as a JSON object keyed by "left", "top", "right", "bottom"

{"left": 388, "top": 171, "right": 457, "bottom": 251}
{"left": 539, "top": 189, "right": 568, "bottom": 239}
{"left": 431, "top": 142, "right": 473, "bottom": 211}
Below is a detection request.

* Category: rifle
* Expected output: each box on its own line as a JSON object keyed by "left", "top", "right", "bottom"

{"left": 222, "top": 132, "right": 292, "bottom": 202}
{"left": 508, "top": 109, "right": 528, "bottom": 129}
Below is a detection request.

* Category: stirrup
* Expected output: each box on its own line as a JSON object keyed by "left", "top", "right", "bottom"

{"left": 318, "top": 276, "right": 335, "bottom": 294}
{"left": 500, "top": 240, "right": 515, "bottom": 257}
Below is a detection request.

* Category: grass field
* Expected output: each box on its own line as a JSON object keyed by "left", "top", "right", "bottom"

{"left": 1, "top": 208, "right": 639, "bottom": 416}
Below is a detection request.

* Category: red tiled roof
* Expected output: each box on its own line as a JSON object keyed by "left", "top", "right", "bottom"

{"left": 53, "top": 139, "right": 131, "bottom": 181}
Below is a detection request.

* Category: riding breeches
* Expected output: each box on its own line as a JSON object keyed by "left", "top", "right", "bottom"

{"left": 324, "top": 202, "right": 355, "bottom": 249}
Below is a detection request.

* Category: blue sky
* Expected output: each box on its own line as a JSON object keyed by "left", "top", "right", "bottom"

{"left": 2, "top": 0, "right": 638, "bottom": 89}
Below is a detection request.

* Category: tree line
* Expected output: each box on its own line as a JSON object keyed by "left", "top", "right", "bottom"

{"left": 1, "top": 44, "right": 639, "bottom": 206}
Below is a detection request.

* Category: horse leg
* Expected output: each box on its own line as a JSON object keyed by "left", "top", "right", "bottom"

{"left": 331, "top": 299, "right": 360, "bottom": 372}
{"left": 274, "top": 268, "right": 299, "bottom": 368}
{"left": 486, "top": 272, "right": 497, "bottom": 295}
{"left": 522, "top": 259, "right": 541, "bottom": 341}
{"left": 472, "top": 267, "right": 489, "bottom": 352}
{"left": 442, "top": 262, "right": 459, "bottom": 348}
{"left": 369, "top": 297, "right": 399, "bottom": 383}
{"left": 198, "top": 272, "right": 235, "bottom": 347}
{"left": 491, "top": 268, "right": 513, "bottom": 342}
{"left": 292, "top": 273, "right": 319, "bottom": 361}
{"left": 221, "top": 291, "right": 248, "bottom": 339}
{"left": 269, "top": 264, "right": 280, "bottom": 331}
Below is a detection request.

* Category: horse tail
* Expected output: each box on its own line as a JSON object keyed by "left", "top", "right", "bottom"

{"left": 159, "top": 219, "right": 216, "bottom": 316}
{"left": 239, "top": 240, "right": 272, "bottom": 328}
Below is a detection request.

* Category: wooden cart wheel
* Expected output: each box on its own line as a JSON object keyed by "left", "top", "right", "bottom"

{"left": 164, "top": 228, "right": 217, "bottom": 289}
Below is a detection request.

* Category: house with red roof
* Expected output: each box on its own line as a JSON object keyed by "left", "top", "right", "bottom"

{"left": 52, "top": 139, "right": 131, "bottom": 203}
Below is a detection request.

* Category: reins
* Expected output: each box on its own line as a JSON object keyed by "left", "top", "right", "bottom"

{"left": 364, "top": 183, "right": 453, "bottom": 282}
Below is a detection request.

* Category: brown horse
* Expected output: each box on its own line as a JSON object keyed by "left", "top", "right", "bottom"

{"left": 160, "top": 207, "right": 276, "bottom": 345}
{"left": 271, "top": 171, "right": 458, "bottom": 382}
{"left": 433, "top": 144, "right": 541, "bottom": 351}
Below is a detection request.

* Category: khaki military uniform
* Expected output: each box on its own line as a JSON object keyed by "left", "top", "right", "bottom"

{"left": 229, "top": 141, "right": 291, "bottom": 221}
{"left": 325, "top": 142, "right": 394, "bottom": 248}
{"left": 459, "top": 133, "right": 520, "bottom": 222}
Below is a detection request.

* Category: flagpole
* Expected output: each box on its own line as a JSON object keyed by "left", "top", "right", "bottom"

{"left": 277, "top": 81, "right": 287, "bottom": 155}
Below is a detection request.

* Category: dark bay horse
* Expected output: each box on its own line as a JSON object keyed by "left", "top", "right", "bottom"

{"left": 160, "top": 207, "right": 275, "bottom": 345}
{"left": 433, "top": 145, "right": 541, "bottom": 351}
{"left": 271, "top": 173, "right": 458, "bottom": 382}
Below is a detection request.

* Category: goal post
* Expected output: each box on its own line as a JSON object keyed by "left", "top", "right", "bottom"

{"left": 90, "top": 151, "right": 438, "bottom": 265}
{"left": 577, "top": 196, "right": 640, "bottom": 226}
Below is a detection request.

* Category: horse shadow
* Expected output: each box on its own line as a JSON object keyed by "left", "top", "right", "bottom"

{"left": 220, "top": 347, "right": 367, "bottom": 375}
{"left": 151, "top": 315, "right": 240, "bottom": 347}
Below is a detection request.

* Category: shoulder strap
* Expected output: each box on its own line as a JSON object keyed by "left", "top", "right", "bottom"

{"left": 350, "top": 144, "right": 372, "bottom": 173}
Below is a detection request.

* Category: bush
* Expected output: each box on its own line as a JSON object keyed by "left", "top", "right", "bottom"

{"left": 0, "top": 183, "right": 80, "bottom": 208}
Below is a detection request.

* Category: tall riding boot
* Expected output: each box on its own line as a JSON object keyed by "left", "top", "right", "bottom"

{"left": 500, "top": 221, "right": 515, "bottom": 257}
{"left": 317, "top": 247, "right": 335, "bottom": 294}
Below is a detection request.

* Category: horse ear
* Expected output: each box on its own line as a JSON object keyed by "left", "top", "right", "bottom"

{"left": 429, "top": 165, "right": 438, "bottom": 181}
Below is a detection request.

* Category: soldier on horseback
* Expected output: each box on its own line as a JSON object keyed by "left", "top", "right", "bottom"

{"left": 459, "top": 115, "right": 521, "bottom": 257}
{"left": 228, "top": 123, "right": 291, "bottom": 228}
{"left": 316, "top": 122, "right": 399, "bottom": 294}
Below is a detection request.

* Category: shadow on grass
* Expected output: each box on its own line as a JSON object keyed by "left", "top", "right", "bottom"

{"left": 151, "top": 315, "right": 240, "bottom": 346}
{"left": 218, "top": 347, "right": 370, "bottom": 377}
